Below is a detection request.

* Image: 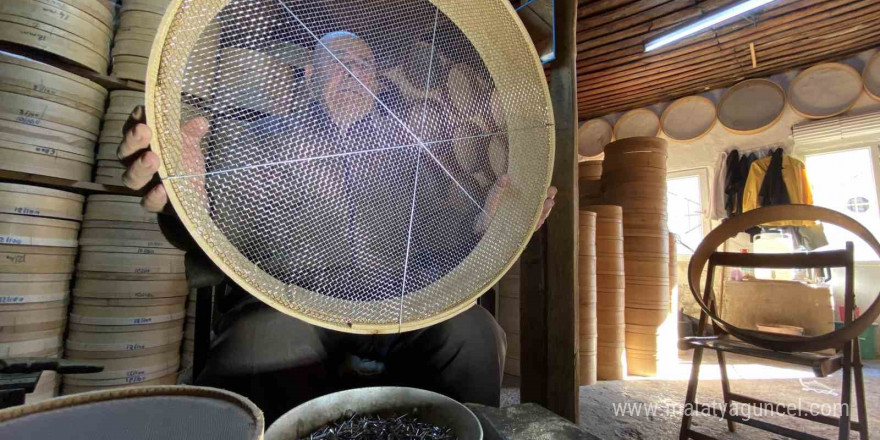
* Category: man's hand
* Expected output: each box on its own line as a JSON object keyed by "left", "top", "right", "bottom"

{"left": 476, "top": 174, "right": 557, "bottom": 233}
{"left": 117, "top": 106, "right": 209, "bottom": 213}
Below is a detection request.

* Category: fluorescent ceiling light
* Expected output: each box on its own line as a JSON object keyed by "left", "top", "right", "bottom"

{"left": 645, "top": 0, "right": 777, "bottom": 52}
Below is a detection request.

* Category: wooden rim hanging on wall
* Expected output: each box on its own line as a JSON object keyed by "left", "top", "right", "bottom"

{"left": 717, "top": 79, "right": 786, "bottom": 135}
{"left": 689, "top": 205, "right": 880, "bottom": 352}
{"left": 578, "top": 118, "right": 613, "bottom": 157}
{"left": 862, "top": 52, "right": 880, "bottom": 102}
{"left": 613, "top": 108, "right": 660, "bottom": 140}
{"left": 788, "top": 63, "right": 863, "bottom": 119}
{"left": 659, "top": 96, "right": 716, "bottom": 142}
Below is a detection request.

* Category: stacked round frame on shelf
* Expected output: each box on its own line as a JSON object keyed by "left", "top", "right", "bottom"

{"left": 97, "top": 90, "right": 144, "bottom": 185}
{"left": 0, "top": 52, "right": 106, "bottom": 181}
{"left": 583, "top": 205, "right": 626, "bottom": 381}
{"left": 63, "top": 194, "right": 186, "bottom": 394}
{"left": 577, "top": 211, "right": 597, "bottom": 386}
{"left": 112, "top": 0, "right": 172, "bottom": 82}
{"left": 0, "top": 182, "right": 84, "bottom": 402}
{"left": 578, "top": 160, "right": 603, "bottom": 206}
{"left": 0, "top": 0, "right": 113, "bottom": 73}
{"left": 601, "top": 137, "right": 673, "bottom": 377}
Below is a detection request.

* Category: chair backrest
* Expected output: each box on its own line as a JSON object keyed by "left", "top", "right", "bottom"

{"left": 688, "top": 205, "right": 878, "bottom": 352}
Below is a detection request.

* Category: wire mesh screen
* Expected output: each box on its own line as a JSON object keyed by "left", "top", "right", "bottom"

{"left": 147, "top": 0, "right": 553, "bottom": 333}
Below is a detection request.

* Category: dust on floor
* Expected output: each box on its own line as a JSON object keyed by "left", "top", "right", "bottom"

{"left": 502, "top": 351, "right": 880, "bottom": 439}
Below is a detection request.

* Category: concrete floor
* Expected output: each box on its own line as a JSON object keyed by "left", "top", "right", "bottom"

{"left": 502, "top": 351, "right": 880, "bottom": 439}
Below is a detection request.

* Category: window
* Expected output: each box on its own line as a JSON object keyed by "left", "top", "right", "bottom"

{"left": 805, "top": 147, "right": 880, "bottom": 261}
{"left": 667, "top": 170, "right": 709, "bottom": 255}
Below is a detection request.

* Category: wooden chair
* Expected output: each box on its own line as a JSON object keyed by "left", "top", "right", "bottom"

{"left": 679, "top": 205, "right": 877, "bottom": 440}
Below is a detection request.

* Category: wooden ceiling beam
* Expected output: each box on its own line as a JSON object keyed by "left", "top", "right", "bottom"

{"left": 576, "top": 0, "right": 742, "bottom": 46}
{"left": 578, "top": 35, "right": 718, "bottom": 74}
{"left": 578, "top": 34, "right": 880, "bottom": 115}
{"left": 572, "top": 0, "right": 880, "bottom": 116}
{"left": 577, "top": 1, "right": 880, "bottom": 91}
{"left": 576, "top": 0, "right": 695, "bottom": 46}
{"left": 577, "top": 0, "right": 670, "bottom": 30}
{"left": 579, "top": 34, "right": 880, "bottom": 112}
{"left": 578, "top": 0, "right": 878, "bottom": 82}
{"left": 578, "top": 0, "right": 640, "bottom": 19}
{"left": 575, "top": 0, "right": 833, "bottom": 62}
{"left": 580, "top": 51, "right": 738, "bottom": 91}
{"left": 579, "top": 43, "right": 879, "bottom": 117}
{"left": 579, "top": 27, "right": 880, "bottom": 108}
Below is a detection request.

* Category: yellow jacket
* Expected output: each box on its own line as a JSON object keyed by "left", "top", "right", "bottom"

{"left": 742, "top": 154, "right": 814, "bottom": 226}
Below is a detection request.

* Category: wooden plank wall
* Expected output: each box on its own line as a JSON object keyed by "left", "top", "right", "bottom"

{"left": 575, "top": 0, "right": 880, "bottom": 117}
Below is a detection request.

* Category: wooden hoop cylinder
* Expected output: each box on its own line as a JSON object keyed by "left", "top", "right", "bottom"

{"left": 0, "top": 140, "right": 94, "bottom": 181}
{"left": 0, "top": 52, "right": 107, "bottom": 114}
{"left": 84, "top": 195, "right": 158, "bottom": 224}
{"left": 0, "top": 17, "right": 108, "bottom": 73}
{"left": 0, "top": 118, "right": 94, "bottom": 150}
{"left": 64, "top": 350, "right": 180, "bottom": 381}
{"left": 77, "top": 246, "right": 186, "bottom": 274}
{"left": 69, "top": 303, "right": 186, "bottom": 326}
{"left": 64, "top": 341, "right": 180, "bottom": 360}
{"left": 0, "top": 182, "right": 84, "bottom": 221}
{"left": 61, "top": 364, "right": 180, "bottom": 386}
{"left": 0, "top": 213, "right": 80, "bottom": 247}
{"left": 0, "top": 277, "right": 68, "bottom": 303}
{"left": 69, "top": 318, "right": 184, "bottom": 334}
{"left": 66, "top": 327, "right": 183, "bottom": 352}
{"left": 74, "top": 278, "right": 188, "bottom": 299}
{"left": 689, "top": 205, "right": 880, "bottom": 352}
{"left": 0, "top": 244, "right": 76, "bottom": 273}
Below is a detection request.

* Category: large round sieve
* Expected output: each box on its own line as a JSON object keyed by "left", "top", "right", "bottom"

{"left": 145, "top": 0, "right": 554, "bottom": 333}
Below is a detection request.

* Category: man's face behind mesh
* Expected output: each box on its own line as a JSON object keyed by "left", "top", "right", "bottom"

{"left": 312, "top": 33, "right": 378, "bottom": 127}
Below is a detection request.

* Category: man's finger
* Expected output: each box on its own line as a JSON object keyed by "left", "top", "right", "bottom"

{"left": 118, "top": 123, "right": 152, "bottom": 161}
{"left": 547, "top": 186, "right": 558, "bottom": 199}
{"left": 536, "top": 198, "right": 555, "bottom": 228}
{"left": 141, "top": 184, "right": 168, "bottom": 213}
{"left": 181, "top": 117, "right": 209, "bottom": 149}
{"left": 122, "top": 150, "right": 160, "bottom": 190}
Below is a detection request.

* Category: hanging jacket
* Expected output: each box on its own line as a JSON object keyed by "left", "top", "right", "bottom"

{"left": 757, "top": 149, "right": 790, "bottom": 207}
{"left": 724, "top": 150, "right": 742, "bottom": 217}
{"left": 738, "top": 153, "right": 757, "bottom": 216}
{"left": 742, "top": 152, "right": 814, "bottom": 226}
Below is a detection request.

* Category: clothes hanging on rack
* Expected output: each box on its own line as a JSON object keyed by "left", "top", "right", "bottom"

{"left": 711, "top": 152, "right": 728, "bottom": 220}
{"left": 757, "top": 148, "right": 791, "bottom": 207}
{"left": 724, "top": 151, "right": 757, "bottom": 217}
{"left": 723, "top": 150, "right": 739, "bottom": 217}
{"left": 742, "top": 150, "right": 814, "bottom": 227}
